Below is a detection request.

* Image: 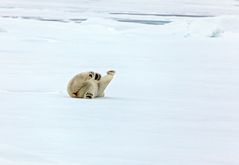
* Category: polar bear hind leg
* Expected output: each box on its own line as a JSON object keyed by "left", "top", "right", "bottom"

{"left": 97, "top": 70, "right": 115, "bottom": 97}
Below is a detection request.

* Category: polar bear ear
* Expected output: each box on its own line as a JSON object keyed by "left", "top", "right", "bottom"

{"left": 88, "top": 71, "right": 94, "bottom": 78}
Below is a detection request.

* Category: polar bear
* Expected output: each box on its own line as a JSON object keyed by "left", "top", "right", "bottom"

{"left": 67, "top": 70, "right": 115, "bottom": 99}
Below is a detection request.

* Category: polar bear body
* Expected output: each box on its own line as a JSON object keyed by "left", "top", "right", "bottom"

{"left": 67, "top": 70, "right": 115, "bottom": 99}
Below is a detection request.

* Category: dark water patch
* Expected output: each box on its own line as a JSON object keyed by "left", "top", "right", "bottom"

{"left": 115, "top": 18, "right": 172, "bottom": 25}
{"left": 34, "top": 18, "right": 69, "bottom": 23}
{"left": 1, "top": 16, "right": 87, "bottom": 24}
{"left": 69, "top": 18, "right": 88, "bottom": 24}
{"left": 1, "top": 16, "right": 19, "bottom": 19}
{"left": 110, "top": 12, "right": 214, "bottom": 18}
{"left": 21, "top": 16, "right": 69, "bottom": 23}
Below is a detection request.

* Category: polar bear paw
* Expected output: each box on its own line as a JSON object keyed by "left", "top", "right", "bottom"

{"left": 107, "top": 70, "right": 115, "bottom": 76}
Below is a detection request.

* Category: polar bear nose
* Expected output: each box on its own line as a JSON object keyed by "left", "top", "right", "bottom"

{"left": 94, "top": 73, "right": 101, "bottom": 80}
{"left": 95, "top": 74, "right": 99, "bottom": 80}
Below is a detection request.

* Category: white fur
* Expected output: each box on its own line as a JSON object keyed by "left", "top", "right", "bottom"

{"left": 67, "top": 70, "right": 115, "bottom": 99}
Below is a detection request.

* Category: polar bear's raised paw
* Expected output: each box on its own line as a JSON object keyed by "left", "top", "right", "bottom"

{"left": 107, "top": 70, "right": 115, "bottom": 76}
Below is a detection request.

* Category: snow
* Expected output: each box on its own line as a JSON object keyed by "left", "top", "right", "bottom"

{"left": 0, "top": 0, "right": 239, "bottom": 165}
